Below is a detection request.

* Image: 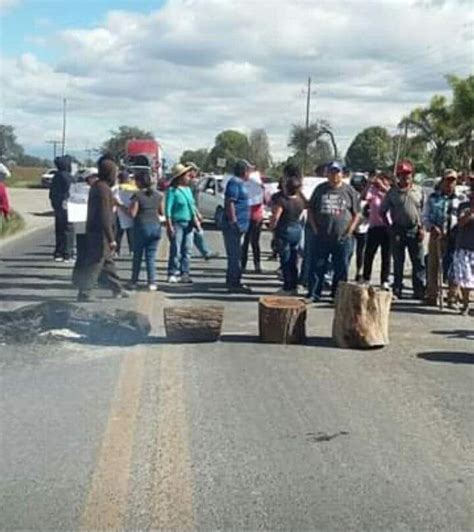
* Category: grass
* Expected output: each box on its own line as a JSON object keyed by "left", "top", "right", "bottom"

{"left": 0, "top": 211, "right": 26, "bottom": 238}
{"left": 8, "top": 166, "right": 46, "bottom": 188}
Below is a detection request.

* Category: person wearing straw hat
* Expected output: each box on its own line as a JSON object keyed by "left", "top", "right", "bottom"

{"left": 165, "top": 163, "right": 199, "bottom": 284}
{"left": 423, "top": 169, "right": 465, "bottom": 308}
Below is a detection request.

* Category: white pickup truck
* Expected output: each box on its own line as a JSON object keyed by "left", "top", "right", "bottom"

{"left": 197, "top": 175, "right": 328, "bottom": 225}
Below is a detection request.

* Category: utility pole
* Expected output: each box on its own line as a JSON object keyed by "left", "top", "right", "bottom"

{"left": 393, "top": 121, "right": 409, "bottom": 176}
{"left": 46, "top": 140, "right": 61, "bottom": 160}
{"left": 61, "top": 98, "right": 67, "bottom": 156}
{"left": 303, "top": 76, "right": 311, "bottom": 176}
{"left": 401, "top": 120, "right": 409, "bottom": 158}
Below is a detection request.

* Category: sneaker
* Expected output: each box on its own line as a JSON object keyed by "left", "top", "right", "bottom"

{"left": 167, "top": 275, "right": 179, "bottom": 284}
{"left": 112, "top": 290, "right": 130, "bottom": 299}
{"left": 204, "top": 252, "right": 219, "bottom": 261}
{"left": 54, "top": 256, "right": 64, "bottom": 263}
{"left": 228, "top": 284, "right": 252, "bottom": 294}
{"left": 355, "top": 273, "right": 363, "bottom": 283}
{"left": 276, "top": 288, "right": 292, "bottom": 296}
{"left": 180, "top": 274, "right": 193, "bottom": 284}
{"left": 393, "top": 289, "right": 402, "bottom": 300}
{"left": 413, "top": 290, "right": 426, "bottom": 301}
{"left": 77, "top": 292, "right": 98, "bottom": 302}
{"left": 381, "top": 282, "right": 391, "bottom": 291}
{"left": 276, "top": 288, "right": 298, "bottom": 296}
{"left": 126, "top": 282, "right": 138, "bottom": 291}
{"left": 148, "top": 283, "right": 158, "bottom": 292}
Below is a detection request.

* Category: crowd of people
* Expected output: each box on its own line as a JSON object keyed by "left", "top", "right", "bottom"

{"left": 46, "top": 153, "right": 473, "bottom": 316}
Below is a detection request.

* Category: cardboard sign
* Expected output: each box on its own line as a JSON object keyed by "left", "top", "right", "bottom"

{"left": 67, "top": 183, "right": 90, "bottom": 223}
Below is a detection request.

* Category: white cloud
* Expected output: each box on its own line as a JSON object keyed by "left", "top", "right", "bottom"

{"left": 0, "top": 0, "right": 19, "bottom": 13}
{"left": 1, "top": 0, "right": 472, "bottom": 162}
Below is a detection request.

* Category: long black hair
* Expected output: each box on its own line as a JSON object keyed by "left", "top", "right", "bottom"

{"left": 135, "top": 170, "right": 153, "bottom": 196}
{"left": 282, "top": 163, "right": 302, "bottom": 196}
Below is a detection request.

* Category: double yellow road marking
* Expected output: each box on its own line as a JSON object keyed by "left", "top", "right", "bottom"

{"left": 80, "top": 292, "right": 194, "bottom": 530}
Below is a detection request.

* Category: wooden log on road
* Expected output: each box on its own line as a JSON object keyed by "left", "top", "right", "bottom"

{"left": 258, "top": 296, "right": 307, "bottom": 344}
{"left": 332, "top": 282, "right": 392, "bottom": 349}
{"left": 164, "top": 305, "right": 224, "bottom": 342}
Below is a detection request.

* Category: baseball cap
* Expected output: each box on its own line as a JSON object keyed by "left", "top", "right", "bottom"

{"left": 327, "top": 161, "right": 343, "bottom": 173}
{"left": 234, "top": 159, "right": 252, "bottom": 176}
{"left": 396, "top": 160, "right": 414, "bottom": 175}
{"left": 443, "top": 168, "right": 457, "bottom": 180}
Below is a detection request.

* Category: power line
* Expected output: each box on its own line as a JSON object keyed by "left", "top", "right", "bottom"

{"left": 61, "top": 98, "right": 67, "bottom": 156}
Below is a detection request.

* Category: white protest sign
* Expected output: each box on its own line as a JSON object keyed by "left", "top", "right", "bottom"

{"left": 67, "top": 183, "right": 90, "bottom": 223}
{"left": 114, "top": 186, "right": 136, "bottom": 230}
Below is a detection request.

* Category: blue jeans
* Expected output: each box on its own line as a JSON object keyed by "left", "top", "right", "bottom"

{"left": 300, "top": 223, "right": 316, "bottom": 286}
{"left": 222, "top": 225, "right": 244, "bottom": 286}
{"left": 168, "top": 221, "right": 194, "bottom": 276}
{"left": 391, "top": 227, "right": 425, "bottom": 295}
{"left": 309, "top": 235, "right": 354, "bottom": 299}
{"left": 194, "top": 229, "right": 210, "bottom": 258}
{"left": 132, "top": 222, "right": 161, "bottom": 284}
{"left": 276, "top": 223, "right": 302, "bottom": 291}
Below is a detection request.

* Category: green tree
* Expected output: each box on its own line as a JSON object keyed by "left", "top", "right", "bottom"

{"left": 0, "top": 125, "right": 24, "bottom": 162}
{"left": 17, "top": 154, "right": 51, "bottom": 167}
{"left": 101, "top": 126, "right": 154, "bottom": 162}
{"left": 345, "top": 127, "right": 393, "bottom": 172}
{"left": 448, "top": 74, "right": 474, "bottom": 170}
{"left": 208, "top": 130, "right": 250, "bottom": 172}
{"left": 179, "top": 148, "right": 209, "bottom": 170}
{"left": 288, "top": 121, "right": 337, "bottom": 174}
{"left": 249, "top": 129, "right": 272, "bottom": 171}
{"left": 392, "top": 134, "right": 433, "bottom": 175}
{"left": 402, "top": 95, "right": 457, "bottom": 174}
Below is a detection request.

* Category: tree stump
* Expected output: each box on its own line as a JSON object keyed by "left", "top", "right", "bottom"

{"left": 164, "top": 305, "right": 224, "bottom": 342}
{"left": 332, "top": 282, "right": 392, "bottom": 349}
{"left": 258, "top": 296, "right": 307, "bottom": 344}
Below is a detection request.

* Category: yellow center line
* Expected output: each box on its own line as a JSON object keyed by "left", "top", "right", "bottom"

{"left": 151, "top": 346, "right": 195, "bottom": 530}
{"left": 80, "top": 239, "right": 195, "bottom": 530}
{"left": 80, "top": 292, "right": 154, "bottom": 531}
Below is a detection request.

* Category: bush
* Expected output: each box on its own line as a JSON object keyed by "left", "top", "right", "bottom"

{"left": 0, "top": 211, "right": 25, "bottom": 238}
{"left": 9, "top": 166, "right": 45, "bottom": 188}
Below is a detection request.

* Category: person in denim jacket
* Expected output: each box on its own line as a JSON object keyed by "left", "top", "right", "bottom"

{"left": 423, "top": 169, "right": 465, "bottom": 307}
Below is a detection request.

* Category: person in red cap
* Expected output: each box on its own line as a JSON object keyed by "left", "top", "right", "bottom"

{"left": 380, "top": 160, "right": 426, "bottom": 299}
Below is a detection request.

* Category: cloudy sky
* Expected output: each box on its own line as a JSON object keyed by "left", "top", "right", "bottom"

{"left": 0, "top": 0, "right": 472, "bottom": 163}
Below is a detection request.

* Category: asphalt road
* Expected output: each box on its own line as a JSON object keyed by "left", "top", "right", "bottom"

{"left": 1, "top": 225, "right": 473, "bottom": 531}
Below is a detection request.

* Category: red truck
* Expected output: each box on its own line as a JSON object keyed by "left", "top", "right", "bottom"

{"left": 125, "top": 139, "right": 162, "bottom": 180}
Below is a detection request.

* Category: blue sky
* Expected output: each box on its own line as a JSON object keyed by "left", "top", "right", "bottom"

{"left": 1, "top": 0, "right": 164, "bottom": 61}
{"left": 1, "top": 0, "right": 472, "bottom": 162}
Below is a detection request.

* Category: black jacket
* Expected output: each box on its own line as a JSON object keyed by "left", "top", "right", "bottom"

{"left": 49, "top": 155, "right": 74, "bottom": 210}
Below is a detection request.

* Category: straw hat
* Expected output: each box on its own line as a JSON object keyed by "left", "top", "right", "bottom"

{"left": 443, "top": 168, "right": 457, "bottom": 180}
{"left": 171, "top": 163, "right": 193, "bottom": 181}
